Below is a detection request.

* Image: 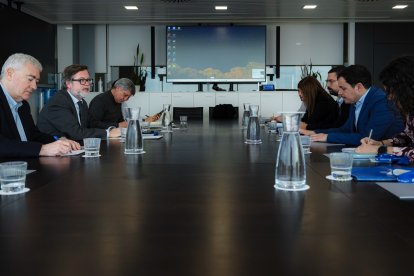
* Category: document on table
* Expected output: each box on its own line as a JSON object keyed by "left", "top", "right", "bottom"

{"left": 64, "top": 149, "right": 85, "bottom": 156}
{"left": 377, "top": 182, "right": 414, "bottom": 199}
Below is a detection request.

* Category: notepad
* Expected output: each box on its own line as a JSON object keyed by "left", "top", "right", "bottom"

{"left": 351, "top": 166, "right": 398, "bottom": 182}
{"left": 377, "top": 182, "right": 414, "bottom": 199}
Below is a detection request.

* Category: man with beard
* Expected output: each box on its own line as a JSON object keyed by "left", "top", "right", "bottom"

{"left": 326, "top": 65, "right": 350, "bottom": 127}
{"left": 37, "top": 64, "right": 120, "bottom": 140}
{"left": 301, "top": 64, "right": 404, "bottom": 145}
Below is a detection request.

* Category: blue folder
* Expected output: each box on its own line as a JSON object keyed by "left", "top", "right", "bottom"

{"left": 351, "top": 166, "right": 399, "bottom": 182}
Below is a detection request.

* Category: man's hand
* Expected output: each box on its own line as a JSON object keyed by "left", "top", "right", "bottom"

{"left": 300, "top": 129, "right": 315, "bottom": 136}
{"left": 109, "top": 128, "right": 121, "bottom": 138}
{"left": 145, "top": 113, "right": 161, "bottom": 122}
{"left": 39, "top": 140, "right": 79, "bottom": 156}
{"left": 310, "top": 133, "right": 328, "bottom": 142}
{"left": 118, "top": 121, "right": 128, "bottom": 128}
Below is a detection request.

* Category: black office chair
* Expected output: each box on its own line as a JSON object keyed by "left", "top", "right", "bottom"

{"left": 209, "top": 104, "right": 239, "bottom": 119}
{"left": 173, "top": 107, "right": 204, "bottom": 121}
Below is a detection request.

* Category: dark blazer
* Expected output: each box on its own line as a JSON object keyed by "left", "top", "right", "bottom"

{"left": 332, "top": 100, "right": 351, "bottom": 128}
{"left": 88, "top": 90, "right": 123, "bottom": 129}
{"left": 316, "top": 86, "right": 405, "bottom": 145}
{"left": 0, "top": 86, "right": 54, "bottom": 157}
{"left": 301, "top": 93, "right": 339, "bottom": 130}
{"left": 37, "top": 90, "right": 107, "bottom": 141}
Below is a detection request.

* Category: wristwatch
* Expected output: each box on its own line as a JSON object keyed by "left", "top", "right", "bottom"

{"left": 377, "top": 145, "right": 387, "bottom": 155}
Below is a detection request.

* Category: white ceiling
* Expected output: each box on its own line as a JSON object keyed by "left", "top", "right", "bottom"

{"left": 2, "top": 0, "right": 414, "bottom": 24}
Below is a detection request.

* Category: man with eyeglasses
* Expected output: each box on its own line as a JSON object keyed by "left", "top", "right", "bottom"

{"left": 301, "top": 64, "right": 404, "bottom": 145}
{"left": 0, "top": 53, "right": 80, "bottom": 157}
{"left": 38, "top": 64, "right": 120, "bottom": 140}
{"left": 321, "top": 65, "right": 350, "bottom": 128}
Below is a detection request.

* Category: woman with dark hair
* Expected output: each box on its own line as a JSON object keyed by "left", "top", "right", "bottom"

{"left": 357, "top": 56, "right": 414, "bottom": 161}
{"left": 298, "top": 76, "right": 339, "bottom": 130}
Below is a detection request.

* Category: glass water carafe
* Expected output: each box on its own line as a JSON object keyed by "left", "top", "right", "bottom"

{"left": 161, "top": 104, "right": 172, "bottom": 132}
{"left": 125, "top": 107, "right": 144, "bottom": 154}
{"left": 242, "top": 103, "right": 250, "bottom": 128}
{"left": 245, "top": 105, "right": 261, "bottom": 144}
{"left": 275, "top": 112, "right": 307, "bottom": 190}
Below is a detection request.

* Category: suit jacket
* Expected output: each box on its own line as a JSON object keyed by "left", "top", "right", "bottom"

{"left": 0, "top": 86, "right": 54, "bottom": 157}
{"left": 316, "top": 86, "right": 404, "bottom": 145}
{"left": 88, "top": 90, "right": 123, "bottom": 129}
{"left": 332, "top": 101, "right": 351, "bottom": 128}
{"left": 302, "top": 93, "right": 339, "bottom": 130}
{"left": 37, "top": 90, "right": 107, "bottom": 141}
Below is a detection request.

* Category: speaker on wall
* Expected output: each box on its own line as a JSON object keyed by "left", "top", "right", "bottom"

{"left": 151, "top": 26, "right": 155, "bottom": 79}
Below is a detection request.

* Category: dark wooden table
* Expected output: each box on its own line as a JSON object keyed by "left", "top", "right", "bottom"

{"left": 1, "top": 121, "right": 414, "bottom": 276}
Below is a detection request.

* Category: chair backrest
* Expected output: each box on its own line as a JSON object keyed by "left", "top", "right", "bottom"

{"left": 173, "top": 107, "right": 204, "bottom": 121}
{"left": 209, "top": 104, "right": 239, "bottom": 119}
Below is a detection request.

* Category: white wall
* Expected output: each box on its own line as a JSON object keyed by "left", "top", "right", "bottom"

{"left": 278, "top": 23, "right": 343, "bottom": 65}
{"left": 57, "top": 25, "right": 73, "bottom": 72}
{"left": 57, "top": 23, "right": 349, "bottom": 92}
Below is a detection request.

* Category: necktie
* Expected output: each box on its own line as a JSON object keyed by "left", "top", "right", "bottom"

{"left": 77, "top": 101, "right": 83, "bottom": 125}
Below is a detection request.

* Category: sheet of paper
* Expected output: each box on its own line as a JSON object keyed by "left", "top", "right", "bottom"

{"left": 64, "top": 149, "right": 85, "bottom": 156}
{"left": 377, "top": 182, "right": 414, "bottom": 199}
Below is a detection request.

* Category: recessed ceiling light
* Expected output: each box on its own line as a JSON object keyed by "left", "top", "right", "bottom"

{"left": 392, "top": 5, "right": 408, "bottom": 9}
{"left": 125, "top": 6, "right": 138, "bottom": 10}
{"left": 303, "top": 5, "right": 317, "bottom": 9}
{"left": 215, "top": 6, "right": 228, "bottom": 10}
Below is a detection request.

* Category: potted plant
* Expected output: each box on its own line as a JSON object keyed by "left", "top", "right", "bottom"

{"left": 300, "top": 60, "right": 322, "bottom": 81}
{"left": 133, "top": 43, "right": 147, "bottom": 91}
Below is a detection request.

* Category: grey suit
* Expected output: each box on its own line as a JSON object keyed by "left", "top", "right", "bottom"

{"left": 37, "top": 90, "right": 107, "bottom": 141}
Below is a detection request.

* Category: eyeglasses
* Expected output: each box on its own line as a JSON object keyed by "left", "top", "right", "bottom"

{"left": 71, "top": 78, "right": 94, "bottom": 85}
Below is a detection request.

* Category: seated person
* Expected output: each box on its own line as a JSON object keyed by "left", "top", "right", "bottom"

{"left": 0, "top": 53, "right": 79, "bottom": 157}
{"left": 89, "top": 78, "right": 160, "bottom": 129}
{"left": 297, "top": 76, "right": 339, "bottom": 130}
{"left": 37, "top": 64, "right": 120, "bottom": 141}
{"left": 356, "top": 56, "right": 414, "bottom": 161}
{"left": 301, "top": 64, "right": 404, "bottom": 146}
{"left": 326, "top": 65, "right": 351, "bottom": 127}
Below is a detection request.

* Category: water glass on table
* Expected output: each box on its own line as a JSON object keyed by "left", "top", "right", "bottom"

{"left": 180, "top": 115, "right": 188, "bottom": 129}
{"left": 329, "top": 152, "right": 353, "bottom": 181}
{"left": 300, "top": 135, "right": 311, "bottom": 153}
{"left": 83, "top": 138, "right": 101, "bottom": 157}
{"left": 0, "top": 161, "right": 27, "bottom": 193}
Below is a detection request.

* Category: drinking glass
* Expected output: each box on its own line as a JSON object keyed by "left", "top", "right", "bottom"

{"left": 83, "top": 138, "right": 101, "bottom": 157}
{"left": 329, "top": 152, "right": 353, "bottom": 180}
{"left": 0, "top": 161, "right": 28, "bottom": 193}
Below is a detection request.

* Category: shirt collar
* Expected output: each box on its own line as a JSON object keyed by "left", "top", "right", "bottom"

{"left": 354, "top": 87, "right": 371, "bottom": 108}
{"left": 1, "top": 83, "right": 22, "bottom": 110}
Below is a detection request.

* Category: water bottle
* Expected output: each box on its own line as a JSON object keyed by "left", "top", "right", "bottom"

{"left": 275, "top": 112, "right": 307, "bottom": 190}
{"left": 161, "top": 104, "right": 172, "bottom": 132}
{"left": 125, "top": 107, "right": 144, "bottom": 154}
{"left": 241, "top": 103, "right": 250, "bottom": 128}
{"left": 98, "top": 77, "right": 103, "bottom": 92}
{"left": 245, "top": 105, "right": 262, "bottom": 144}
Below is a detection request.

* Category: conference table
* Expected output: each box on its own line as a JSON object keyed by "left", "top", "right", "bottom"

{"left": 1, "top": 121, "right": 414, "bottom": 276}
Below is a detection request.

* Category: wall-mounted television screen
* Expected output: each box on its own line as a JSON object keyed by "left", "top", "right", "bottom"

{"left": 166, "top": 25, "right": 266, "bottom": 83}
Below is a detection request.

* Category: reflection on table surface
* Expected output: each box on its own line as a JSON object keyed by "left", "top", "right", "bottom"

{"left": 0, "top": 121, "right": 413, "bottom": 276}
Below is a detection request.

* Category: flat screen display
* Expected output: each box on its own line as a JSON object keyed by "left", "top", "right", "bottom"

{"left": 166, "top": 25, "right": 266, "bottom": 83}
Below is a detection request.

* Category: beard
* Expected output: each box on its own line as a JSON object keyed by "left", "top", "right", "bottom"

{"left": 327, "top": 87, "right": 338, "bottom": 96}
{"left": 74, "top": 88, "right": 89, "bottom": 99}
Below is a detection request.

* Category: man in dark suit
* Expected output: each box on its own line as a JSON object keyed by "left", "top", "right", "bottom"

{"left": 0, "top": 53, "right": 80, "bottom": 157}
{"left": 37, "top": 64, "right": 120, "bottom": 141}
{"left": 305, "top": 65, "right": 404, "bottom": 145}
{"left": 326, "top": 65, "right": 351, "bottom": 127}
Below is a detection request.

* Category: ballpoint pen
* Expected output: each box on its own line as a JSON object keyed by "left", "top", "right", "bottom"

{"left": 368, "top": 129, "right": 373, "bottom": 144}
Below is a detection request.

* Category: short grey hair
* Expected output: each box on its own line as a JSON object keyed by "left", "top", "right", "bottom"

{"left": 113, "top": 78, "right": 136, "bottom": 95}
{"left": 1, "top": 53, "right": 43, "bottom": 79}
